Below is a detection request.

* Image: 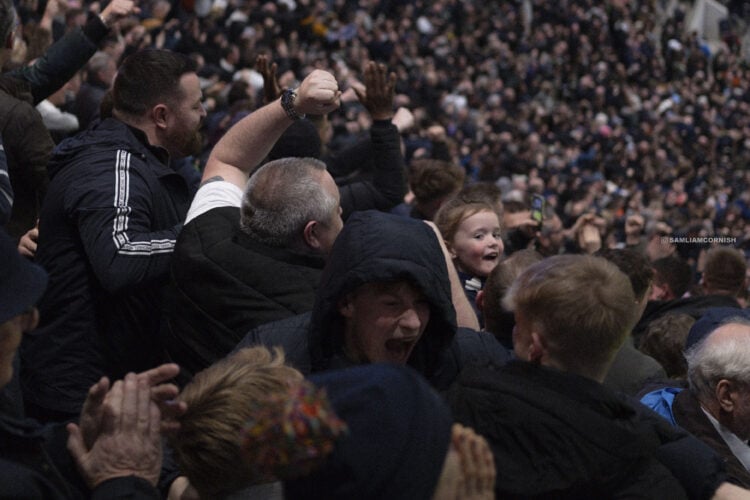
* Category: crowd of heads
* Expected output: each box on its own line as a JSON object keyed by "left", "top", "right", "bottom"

{"left": 3, "top": 0, "right": 750, "bottom": 496}
{"left": 7, "top": 0, "right": 749, "bottom": 262}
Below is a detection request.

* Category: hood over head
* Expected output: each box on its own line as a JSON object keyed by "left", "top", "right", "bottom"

{"left": 309, "top": 210, "right": 457, "bottom": 378}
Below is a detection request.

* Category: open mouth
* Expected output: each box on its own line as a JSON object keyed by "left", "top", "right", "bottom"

{"left": 385, "top": 338, "right": 418, "bottom": 362}
{"left": 483, "top": 252, "right": 499, "bottom": 261}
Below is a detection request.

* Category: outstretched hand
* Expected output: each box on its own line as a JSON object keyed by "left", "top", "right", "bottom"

{"left": 352, "top": 61, "right": 396, "bottom": 121}
{"left": 256, "top": 55, "right": 282, "bottom": 104}
{"left": 68, "top": 373, "right": 162, "bottom": 489}
{"left": 294, "top": 70, "right": 341, "bottom": 116}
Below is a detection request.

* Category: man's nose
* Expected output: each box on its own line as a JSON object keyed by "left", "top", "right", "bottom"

{"left": 398, "top": 307, "right": 422, "bottom": 331}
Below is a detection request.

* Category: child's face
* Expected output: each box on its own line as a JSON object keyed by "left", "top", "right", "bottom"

{"left": 449, "top": 210, "right": 503, "bottom": 278}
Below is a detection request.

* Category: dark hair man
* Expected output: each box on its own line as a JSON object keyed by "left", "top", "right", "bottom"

{"left": 702, "top": 247, "right": 747, "bottom": 298}
{"left": 651, "top": 256, "right": 693, "bottom": 301}
{"left": 597, "top": 248, "right": 666, "bottom": 396}
{"left": 636, "top": 247, "right": 746, "bottom": 338}
{"left": 25, "top": 55, "right": 346, "bottom": 423}
{"left": 477, "top": 248, "right": 542, "bottom": 350}
{"left": 20, "top": 49, "right": 206, "bottom": 423}
{"left": 400, "top": 158, "right": 466, "bottom": 220}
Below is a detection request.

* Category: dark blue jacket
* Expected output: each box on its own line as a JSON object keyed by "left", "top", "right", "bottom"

{"left": 236, "top": 210, "right": 510, "bottom": 389}
{"left": 21, "top": 118, "right": 193, "bottom": 416}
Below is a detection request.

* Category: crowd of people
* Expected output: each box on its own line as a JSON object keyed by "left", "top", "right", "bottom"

{"left": 2, "top": 0, "right": 750, "bottom": 498}
{"left": 5, "top": 0, "right": 750, "bottom": 257}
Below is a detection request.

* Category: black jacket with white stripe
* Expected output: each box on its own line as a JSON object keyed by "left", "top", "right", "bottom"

{"left": 21, "top": 118, "right": 193, "bottom": 417}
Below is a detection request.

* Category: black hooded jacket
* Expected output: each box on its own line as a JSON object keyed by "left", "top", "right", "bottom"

{"left": 236, "top": 210, "right": 508, "bottom": 389}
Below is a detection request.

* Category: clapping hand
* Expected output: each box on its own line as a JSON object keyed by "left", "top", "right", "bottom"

{"left": 67, "top": 373, "right": 163, "bottom": 489}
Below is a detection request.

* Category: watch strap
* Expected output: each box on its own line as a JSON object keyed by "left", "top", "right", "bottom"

{"left": 281, "top": 88, "right": 305, "bottom": 120}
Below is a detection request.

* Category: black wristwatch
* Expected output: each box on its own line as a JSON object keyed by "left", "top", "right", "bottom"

{"left": 281, "top": 88, "right": 305, "bottom": 120}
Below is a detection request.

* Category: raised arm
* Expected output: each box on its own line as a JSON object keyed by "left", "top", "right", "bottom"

{"left": 11, "top": 0, "right": 138, "bottom": 104}
{"left": 425, "top": 221, "right": 481, "bottom": 330}
{"left": 335, "top": 61, "right": 407, "bottom": 217}
{"left": 202, "top": 69, "right": 340, "bottom": 189}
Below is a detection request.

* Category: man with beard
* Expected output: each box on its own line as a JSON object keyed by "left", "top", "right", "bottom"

{"left": 19, "top": 49, "right": 206, "bottom": 423}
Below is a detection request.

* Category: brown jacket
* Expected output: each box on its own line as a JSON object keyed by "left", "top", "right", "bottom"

{"left": 673, "top": 389, "right": 750, "bottom": 488}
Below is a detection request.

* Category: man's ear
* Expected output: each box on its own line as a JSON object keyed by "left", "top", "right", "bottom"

{"left": 303, "top": 220, "right": 324, "bottom": 250}
{"left": 476, "top": 290, "right": 485, "bottom": 314}
{"left": 650, "top": 282, "right": 666, "bottom": 301}
{"left": 716, "top": 379, "right": 736, "bottom": 413}
{"left": 528, "top": 331, "right": 546, "bottom": 363}
{"left": 151, "top": 103, "right": 169, "bottom": 130}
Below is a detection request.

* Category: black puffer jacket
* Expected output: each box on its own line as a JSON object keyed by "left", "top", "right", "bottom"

{"left": 163, "top": 206, "right": 324, "bottom": 379}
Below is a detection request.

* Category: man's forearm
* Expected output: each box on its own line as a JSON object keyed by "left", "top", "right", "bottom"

{"left": 203, "top": 69, "right": 341, "bottom": 188}
{"left": 202, "top": 97, "right": 294, "bottom": 187}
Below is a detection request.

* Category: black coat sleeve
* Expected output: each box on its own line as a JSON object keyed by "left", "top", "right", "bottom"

{"left": 336, "top": 120, "right": 407, "bottom": 220}
{"left": 10, "top": 15, "right": 108, "bottom": 104}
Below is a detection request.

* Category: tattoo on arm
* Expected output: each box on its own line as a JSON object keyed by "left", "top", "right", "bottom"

{"left": 200, "top": 176, "right": 225, "bottom": 187}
